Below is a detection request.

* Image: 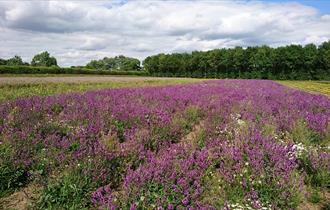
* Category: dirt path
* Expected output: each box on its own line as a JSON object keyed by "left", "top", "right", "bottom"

{"left": 0, "top": 184, "right": 41, "bottom": 210}
{"left": 297, "top": 190, "right": 330, "bottom": 210}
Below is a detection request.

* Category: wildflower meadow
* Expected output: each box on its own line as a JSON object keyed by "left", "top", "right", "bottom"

{"left": 0, "top": 80, "right": 329, "bottom": 209}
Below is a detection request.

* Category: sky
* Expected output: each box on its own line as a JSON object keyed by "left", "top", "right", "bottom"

{"left": 0, "top": 0, "right": 330, "bottom": 67}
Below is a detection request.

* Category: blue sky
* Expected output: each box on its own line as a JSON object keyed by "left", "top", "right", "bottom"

{"left": 0, "top": 0, "right": 329, "bottom": 66}
{"left": 271, "top": 0, "right": 330, "bottom": 14}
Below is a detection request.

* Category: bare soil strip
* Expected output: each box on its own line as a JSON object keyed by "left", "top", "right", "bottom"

{"left": 0, "top": 184, "right": 41, "bottom": 210}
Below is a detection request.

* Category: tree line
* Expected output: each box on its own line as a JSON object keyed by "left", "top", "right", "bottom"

{"left": 143, "top": 41, "right": 330, "bottom": 80}
{"left": 0, "top": 52, "right": 142, "bottom": 72}
{"left": 1, "top": 41, "right": 330, "bottom": 79}
{"left": 0, "top": 51, "right": 57, "bottom": 67}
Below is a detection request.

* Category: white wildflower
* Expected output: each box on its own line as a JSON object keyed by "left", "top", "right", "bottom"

{"left": 237, "top": 119, "right": 245, "bottom": 126}
{"left": 292, "top": 142, "right": 307, "bottom": 158}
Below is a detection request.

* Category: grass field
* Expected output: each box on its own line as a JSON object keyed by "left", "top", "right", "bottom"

{"left": 0, "top": 76, "right": 205, "bottom": 102}
{"left": 278, "top": 80, "right": 330, "bottom": 96}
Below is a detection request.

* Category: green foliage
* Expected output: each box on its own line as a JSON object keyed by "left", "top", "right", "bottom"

{"left": 200, "top": 171, "right": 226, "bottom": 207}
{"left": 172, "top": 106, "right": 201, "bottom": 132}
{"left": 86, "top": 55, "right": 141, "bottom": 71}
{"left": 201, "top": 167, "right": 300, "bottom": 209}
{"left": 113, "top": 120, "right": 128, "bottom": 143}
{"left": 0, "top": 58, "right": 7, "bottom": 65}
{"left": 0, "top": 143, "right": 28, "bottom": 197}
{"left": 123, "top": 182, "right": 183, "bottom": 209}
{"left": 146, "top": 126, "right": 173, "bottom": 151}
{"left": 35, "top": 155, "right": 129, "bottom": 209}
{"left": 6, "top": 55, "right": 27, "bottom": 66}
{"left": 143, "top": 41, "right": 330, "bottom": 80}
{"left": 51, "top": 103, "right": 64, "bottom": 114}
{"left": 289, "top": 120, "right": 323, "bottom": 145}
{"left": 298, "top": 153, "right": 330, "bottom": 188}
{"left": 0, "top": 164, "right": 28, "bottom": 197}
{"left": 309, "top": 190, "right": 321, "bottom": 204}
{"left": 195, "top": 129, "right": 207, "bottom": 148}
{"left": 31, "top": 51, "right": 57, "bottom": 67}
{"left": 185, "top": 106, "right": 202, "bottom": 125}
{"left": 36, "top": 169, "right": 94, "bottom": 210}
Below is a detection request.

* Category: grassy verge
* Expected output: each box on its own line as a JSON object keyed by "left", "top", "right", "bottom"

{"left": 0, "top": 78, "right": 205, "bottom": 102}
{"left": 277, "top": 81, "right": 330, "bottom": 96}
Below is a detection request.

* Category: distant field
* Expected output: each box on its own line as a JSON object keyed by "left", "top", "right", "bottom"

{"left": 0, "top": 76, "right": 205, "bottom": 102}
{"left": 278, "top": 80, "right": 330, "bottom": 96}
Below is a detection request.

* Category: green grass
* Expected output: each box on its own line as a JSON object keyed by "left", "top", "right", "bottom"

{"left": 278, "top": 81, "right": 330, "bottom": 96}
{"left": 0, "top": 77, "right": 205, "bottom": 102}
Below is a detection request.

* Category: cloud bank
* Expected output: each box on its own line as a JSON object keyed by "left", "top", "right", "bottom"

{"left": 0, "top": 0, "right": 329, "bottom": 66}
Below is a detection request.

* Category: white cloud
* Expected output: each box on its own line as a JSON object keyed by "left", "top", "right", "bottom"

{"left": 0, "top": 0, "right": 329, "bottom": 66}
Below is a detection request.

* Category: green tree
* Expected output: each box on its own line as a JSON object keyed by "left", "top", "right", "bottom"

{"left": 248, "top": 46, "right": 274, "bottom": 79}
{"left": 317, "top": 41, "right": 330, "bottom": 79}
{"left": 303, "top": 44, "right": 318, "bottom": 79}
{"left": 86, "top": 59, "right": 104, "bottom": 69}
{"left": 6, "top": 55, "right": 25, "bottom": 66}
{"left": 143, "top": 55, "right": 160, "bottom": 75}
{"left": 0, "top": 58, "right": 7, "bottom": 65}
{"left": 31, "top": 51, "right": 57, "bottom": 67}
{"left": 232, "top": 47, "right": 244, "bottom": 78}
{"left": 142, "top": 40, "right": 330, "bottom": 80}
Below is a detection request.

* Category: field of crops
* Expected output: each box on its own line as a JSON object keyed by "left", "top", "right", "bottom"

{"left": 0, "top": 79, "right": 329, "bottom": 209}
{"left": 278, "top": 81, "right": 330, "bottom": 96}
{"left": 0, "top": 76, "right": 204, "bottom": 102}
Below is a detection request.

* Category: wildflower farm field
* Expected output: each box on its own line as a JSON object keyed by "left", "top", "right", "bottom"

{"left": 0, "top": 75, "right": 203, "bottom": 102}
{"left": 0, "top": 78, "right": 329, "bottom": 210}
